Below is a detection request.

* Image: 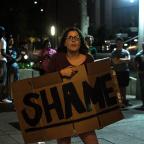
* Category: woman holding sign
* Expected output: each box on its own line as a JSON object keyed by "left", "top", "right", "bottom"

{"left": 47, "top": 27, "right": 99, "bottom": 144}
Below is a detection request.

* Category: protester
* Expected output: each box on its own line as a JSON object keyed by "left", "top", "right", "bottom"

{"left": 0, "top": 26, "right": 12, "bottom": 103}
{"left": 134, "top": 42, "right": 144, "bottom": 110}
{"left": 111, "top": 37, "right": 131, "bottom": 107}
{"left": 5, "top": 34, "right": 19, "bottom": 101}
{"left": 47, "top": 27, "right": 99, "bottom": 144}
{"left": 6, "top": 34, "right": 20, "bottom": 81}
{"left": 85, "top": 35, "right": 97, "bottom": 59}
{"left": 38, "top": 39, "right": 56, "bottom": 75}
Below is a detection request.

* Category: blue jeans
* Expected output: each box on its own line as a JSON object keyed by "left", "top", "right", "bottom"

{"left": 9, "top": 62, "right": 19, "bottom": 81}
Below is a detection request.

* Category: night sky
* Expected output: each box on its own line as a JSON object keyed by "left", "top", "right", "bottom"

{"left": 0, "top": 0, "right": 81, "bottom": 37}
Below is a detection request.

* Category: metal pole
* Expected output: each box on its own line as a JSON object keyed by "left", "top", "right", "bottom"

{"left": 79, "top": 0, "right": 89, "bottom": 36}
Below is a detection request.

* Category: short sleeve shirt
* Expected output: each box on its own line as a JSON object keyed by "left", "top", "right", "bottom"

{"left": 111, "top": 48, "right": 130, "bottom": 72}
{"left": 0, "top": 37, "right": 7, "bottom": 62}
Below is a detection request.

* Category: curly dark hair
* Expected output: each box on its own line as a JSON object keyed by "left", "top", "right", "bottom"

{"left": 57, "top": 27, "right": 88, "bottom": 54}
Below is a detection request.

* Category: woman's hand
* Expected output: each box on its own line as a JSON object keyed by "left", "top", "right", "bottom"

{"left": 60, "top": 66, "right": 78, "bottom": 77}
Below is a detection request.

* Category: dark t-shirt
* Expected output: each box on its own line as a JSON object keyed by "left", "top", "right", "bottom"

{"left": 47, "top": 52, "right": 94, "bottom": 73}
{"left": 111, "top": 48, "right": 130, "bottom": 72}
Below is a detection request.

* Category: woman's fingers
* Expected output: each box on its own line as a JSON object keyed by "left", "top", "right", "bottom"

{"left": 60, "top": 66, "right": 78, "bottom": 77}
{"left": 71, "top": 67, "right": 78, "bottom": 74}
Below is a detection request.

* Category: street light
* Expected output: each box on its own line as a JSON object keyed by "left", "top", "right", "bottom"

{"left": 50, "top": 25, "right": 56, "bottom": 36}
{"left": 40, "top": 8, "right": 44, "bottom": 12}
{"left": 34, "top": 1, "right": 38, "bottom": 4}
{"left": 50, "top": 25, "right": 56, "bottom": 48}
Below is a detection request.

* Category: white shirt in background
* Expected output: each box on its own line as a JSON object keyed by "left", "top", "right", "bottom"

{"left": 0, "top": 37, "right": 7, "bottom": 62}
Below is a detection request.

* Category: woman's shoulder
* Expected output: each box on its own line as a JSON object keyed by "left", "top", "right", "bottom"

{"left": 52, "top": 52, "right": 65, "bottom": 58}
{"left": 50, "top": 52, "right": 66, "bottom": 63}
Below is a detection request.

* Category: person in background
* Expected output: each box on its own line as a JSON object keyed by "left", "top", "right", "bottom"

{"left": 111, "top": 37, "right": 131, "bottom": 108}
{"left": 0, "top": 26, "right": 12, "bottom": 103}
{"left": 38, "top": 39, "right": 56, "bottom": 75}
{"left": 85, "top": 35, "right": 97, "bottom": 60}
{"left": 5, "top": 34, "right": 20, "bottom": 103}
{"left": 134, "top": 42, "right": 144, "bottom": 110}
{"left": 6, "top": 34, "right": 19, "bottom": 81}
{"left": 47, "top": 27, "right": 99, "bottom": 144}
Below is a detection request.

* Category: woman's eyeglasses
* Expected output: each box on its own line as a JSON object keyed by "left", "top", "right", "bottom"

{"left": 66, "top": 36, "right": 80, "bottom": 41}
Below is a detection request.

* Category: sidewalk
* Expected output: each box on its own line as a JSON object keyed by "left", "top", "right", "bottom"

{"left": 0, "top": 96, "right": 144, "bottom": 144}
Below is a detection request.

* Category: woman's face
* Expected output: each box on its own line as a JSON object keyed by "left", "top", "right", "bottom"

{"left": 64, "top": 30, "right": 81, "bottom": 53}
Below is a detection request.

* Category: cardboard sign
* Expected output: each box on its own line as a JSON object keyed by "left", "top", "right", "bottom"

{"left": 12, "top": 58, "right": 123, "bottom": 143}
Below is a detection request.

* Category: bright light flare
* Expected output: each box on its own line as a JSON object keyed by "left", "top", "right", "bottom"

{"left": 24, "top": 54, "right": 28, "bottom": 60}
{"left": 34, "top": 1, "right": 38, "bottom": 4}
{"left": 124, "top": 43, "right": 128, "bottom": 47}
{"left": 40, "top": 8, "right": 44, "bottom": 12}
{"left": 129, "top": 0, "right": 134, "bottom": 3}
{"left": 50, "top": 26, "right": 56, "bottom": 36}
{"left": 134, "top": 39, "right": 138, "bottom": 42}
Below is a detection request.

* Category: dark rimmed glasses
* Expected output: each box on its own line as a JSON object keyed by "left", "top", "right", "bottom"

{"left": 66, "top": 36, "right": 80, "bottom": 41}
